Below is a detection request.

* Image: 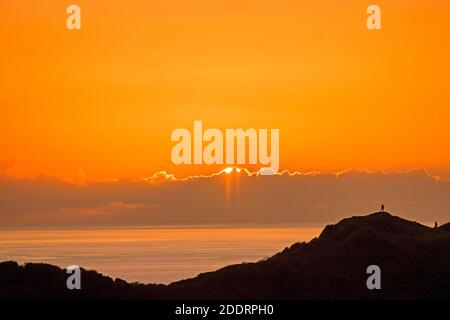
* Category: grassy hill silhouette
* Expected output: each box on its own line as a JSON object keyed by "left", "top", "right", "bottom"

{"left": 1, "top": 212, "right": 449, "bottom": 299}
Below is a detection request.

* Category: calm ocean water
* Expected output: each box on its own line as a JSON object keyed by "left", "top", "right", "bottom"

{"left": 0, "top": 227, "right": 322, "bottom": 284}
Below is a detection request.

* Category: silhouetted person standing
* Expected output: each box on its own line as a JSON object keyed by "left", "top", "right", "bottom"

{"left": 381, "top": 204, "right": 384, "bottom": 212}
{"left": 434, "top": 222, "right": 438, "bottom": 228}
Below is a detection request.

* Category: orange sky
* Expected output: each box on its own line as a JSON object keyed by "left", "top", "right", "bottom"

{"left": 1, "top": 0, "right": 450, "bottom": 182}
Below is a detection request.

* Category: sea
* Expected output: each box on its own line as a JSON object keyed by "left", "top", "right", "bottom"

{"left": 0, "top": 226, "right": 322, "bottom": 284}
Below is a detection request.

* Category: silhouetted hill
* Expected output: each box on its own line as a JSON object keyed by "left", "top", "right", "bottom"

{"left": 439, "top": 222, "right": 450, "bottom": 232}
{"left": 1, "top": 212, "right": 450, "bottom": 299}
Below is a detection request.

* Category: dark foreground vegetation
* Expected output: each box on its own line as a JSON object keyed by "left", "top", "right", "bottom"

{"left": 1, "top": 212, "right": 449, "bottom": 299}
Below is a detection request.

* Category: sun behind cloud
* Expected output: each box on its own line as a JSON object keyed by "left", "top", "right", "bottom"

{"left": 223, "top": 167, "right": 234, "bottom": 174}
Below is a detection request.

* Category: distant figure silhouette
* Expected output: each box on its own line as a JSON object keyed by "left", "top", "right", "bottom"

{"left": 434, "top": 222, "right": 438, "bottom": 228}
{"left": 381, "top": 204, "right": 384, "bottom": 212}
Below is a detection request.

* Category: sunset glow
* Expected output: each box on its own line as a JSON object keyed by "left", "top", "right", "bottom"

{"left": 1, "top": 1, "right": 450, "bottom": 303}
{"left": 1, "top": 1, "right": 450, "bottom": 182}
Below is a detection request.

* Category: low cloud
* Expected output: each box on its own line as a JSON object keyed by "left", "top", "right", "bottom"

{"left": 0, "top": 169, "right": 449, "bottom": 228}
